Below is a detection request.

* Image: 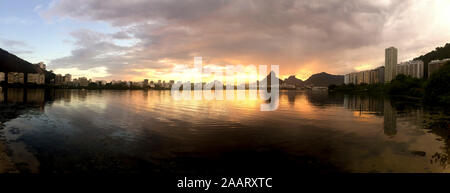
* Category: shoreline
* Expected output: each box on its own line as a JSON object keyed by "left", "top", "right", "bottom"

{"left": 0, "top": 138, "right": 18, "bottom": 173}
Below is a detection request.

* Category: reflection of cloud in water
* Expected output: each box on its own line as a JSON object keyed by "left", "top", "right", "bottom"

{"left": 0, "top": 89, "right": 450, "bottom": 173}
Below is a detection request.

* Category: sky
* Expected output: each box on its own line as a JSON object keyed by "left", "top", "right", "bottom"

{"left": 1, "top": 0, "right": 450, "bottom": 81}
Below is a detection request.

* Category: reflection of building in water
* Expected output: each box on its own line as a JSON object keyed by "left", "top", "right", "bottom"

{"left": 0, "top": 88, "right": 3, "bottom": 103}
{"left": 26, "top": 89, "right": 45, "bottom": 104}
{"left": 343, "top": 95, "right": 384, "bottom": 114}
{"left": 7, "top": 88, "right": 24, "bottom": 103}
{"left": 383, "top": 99, "right": 397, "bottom": 136}
{"left": 1, "top": 88, "right": 72, "bottom": 105}
{"left": 3, "top": 88, "right": 45, "bottom": 104}
{"left": 286, "top": 90, "right": 297, "bottom": 105}
{"left": 343, "top": 95, "right": 397, "bottom": 136}
{"left": 54, "top": 89, "right": 72, "bottom": 102}
{"left": 306, "top": 91, "right": 344, "bottom": 107}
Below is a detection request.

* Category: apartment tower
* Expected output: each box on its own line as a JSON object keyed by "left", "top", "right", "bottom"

{"left": 385, "top": 47, "right": 398, "bottom": 82}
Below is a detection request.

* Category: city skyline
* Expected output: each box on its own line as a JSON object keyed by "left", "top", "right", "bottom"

{"left": 2, "top": 0, "right": 450, "bottom": 81}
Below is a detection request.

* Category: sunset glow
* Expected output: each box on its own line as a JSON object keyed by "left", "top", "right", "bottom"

{"left": 2, "top": 0, "right": 450, "bottom": 82}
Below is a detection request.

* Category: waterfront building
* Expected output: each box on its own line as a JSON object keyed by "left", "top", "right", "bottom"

{"left": 344, "top": 72, "right": 357, "bottom": 85}
{"left": 345, "top": 66, "right": 384, "bottom": 85}
{"left": 396, "top": 60, "right": 424, "bottom": 79}
{"left": 350, "top": 72, "right": 357, "bottom": 84}
{"left": 63, "top": 74, "right": 72, "bottom": 84}
{"left": 0, "top": 72, "right": 4, "bottom": 82}
{"left": 357, "top": 71, "right": 365, "bottom": 84}
{"left": 428, "top": 58, "right": 450, "bottom": 77}
{"left": 27, "top": 73, "right": 45, "bottom": 84}
{"left": 385, "top": 47, "right": 398, "bottom": 82}
{"left": 149, "top": 80, "right": 155, "bottom": 88}
{"left": 78, "top": 77, "right": 89, "bottom": 87}
{"left": 37, "top": 62, "right": 46, "bottom": 70}
{"left": 7, "top": 72, "right": 24, "bottom": 84}
{"left": 375, "top": 66, "right": 385, "bottom": 84}
{"left": 363, "top": 70, "right": 370, "bottom": 84}
{"left": 370, "top": 70, "right": 377, "bottom": 84}
{"left": 344, "top": 74, "right": 350, "bottom": 85}
{"left": 143, "top": 79, "right": 149, "bottom": 88}
{"left": 72, "top": 78, "right": 78, "bottom": 85}
{"left": 55, "top": 74, "right": 63, "bottom": 85}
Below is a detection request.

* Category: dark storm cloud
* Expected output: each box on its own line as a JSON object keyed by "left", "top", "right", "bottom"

{"left": 45, "top": 0, "right": 448, "bottom": 79}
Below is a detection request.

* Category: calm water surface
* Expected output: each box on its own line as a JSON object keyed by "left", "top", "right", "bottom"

{"left": 0, "top": 88, "right": 449, "bottom": 173}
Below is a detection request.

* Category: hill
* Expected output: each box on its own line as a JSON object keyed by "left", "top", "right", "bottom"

{"left": 283, "top": 75, "right": 303, "bottom": 86}
{"left": 260, "top": 71, "right": 283, "bottom": 86}
{"left": 414, "top": 43, "right": 450, "bottom": 78}
{"left": 303, "top": 72, "right": 344, "bottom": 87}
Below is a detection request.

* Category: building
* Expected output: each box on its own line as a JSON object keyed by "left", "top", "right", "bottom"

{"left": 63, "top": 74, "right": 72, "bottom": 84}
{"left": 7, "top": 72, "right": 24, "bottom": 84}
{"left": 27, "top": 73, "right": 45, "bottom": 84}
{"left": 370, "top": 69, "right": 377, "bottom": 84}
{"left": 37, "top": 62, "right": 46, "bottom": 70}
{"left": 385, "top": 47, "right": 398, "bottom": 82}
{"left": 396, "top": 60, "right": 424, "bottom": 79}
{"left": 149, "top": 80, "right": 155, "bottom": 88}
{"left": 0, "top": 72, "right": 4, "bottom": 82}
{"left": 375, "top": 66, "right": 385, "bottom": 84}
{"left": 428, "top": 58, "right": 450, "bottom": 77}
{"left": 55, "top": 74, "right": 63, "bottom": 85}
{"left": 344, "top": 74, "right": 350, "bottom": 85}
{"left": 78, "top": 77, "right": 89, "bottom": 87}
{"left": 363, "top": 70, "right": 370, "bottom": 84}
{"left": 344, "top": 72, "right": 358, "bottom": 85}
{"left": 357, "top": 71, "right": 365, "bottom": 84}
{"left": 350, "top": 72, "right": 357, "bottom": 84}
{"left": 345, "top": 66, "right": 384, "bottom": 85}
{"left": 1, "top": 49, "right": 46, "bottom": 85}
{"left": 143, "top": 79, "right": 149, "bottom": 88}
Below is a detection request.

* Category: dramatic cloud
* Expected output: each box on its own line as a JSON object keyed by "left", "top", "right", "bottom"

{"left": 45, "top": 0, "right": 450, "bottom": 80}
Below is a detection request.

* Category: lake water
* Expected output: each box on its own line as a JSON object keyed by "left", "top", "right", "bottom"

{"left": 0, "top": 88, "right": 449, "bottom": 173}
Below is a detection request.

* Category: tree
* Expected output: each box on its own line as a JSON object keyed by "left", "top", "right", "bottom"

{"left": 425, "top": 61, "right": 450, "bottom": 105}
{"left": 387, "top": 74, "right": 424, "bottom": 97}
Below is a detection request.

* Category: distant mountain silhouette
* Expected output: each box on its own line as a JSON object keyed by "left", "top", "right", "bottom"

{"left": 261, "top": 71, "right": 343, "bottom": 87}
{"left": 260, "top": 70, "right": 283, "bottom": 86}
{"left": 414, "top": 43, "right": 450, "bottom": 78}
{"left": 0, "top": 48, "right": 43, "bottom": 73}
{"left": 283, "top": 75, "right": 303, "bottom": 86}
{"left": 303, "top": 72, "right": 343, "bottom": 87}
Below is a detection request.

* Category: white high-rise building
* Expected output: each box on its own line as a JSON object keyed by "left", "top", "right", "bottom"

{"left": 385, "top": 47, "right": 398, "bottom": 82}
{"left": 344, "top": 74, "right": 350, "bottom": 85}
{"left": 396, "top": 60, "right": 424, "bottom": 79}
